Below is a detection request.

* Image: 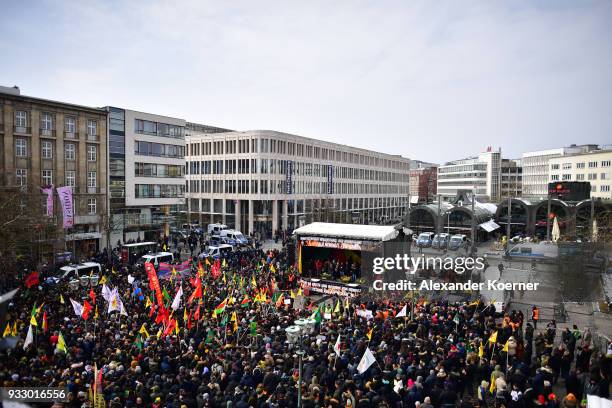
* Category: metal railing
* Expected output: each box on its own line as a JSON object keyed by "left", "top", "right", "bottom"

{"left": 13, "top": 125, "right": 31, "bottom": 134}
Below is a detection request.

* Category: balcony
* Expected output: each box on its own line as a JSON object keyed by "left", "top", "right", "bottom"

{"left": 86, "top": 133, "right": 99, "bottom": 142}
{"left": 64, "top": 131, "right": 78, "bottom": 139}
{"left": 40, "top": 129, "right": 56, "bottom": 137}
{"left": 13, "top": 125, "right": 31, "bottom": 134}
{"left": 74, "top": 214, "right": 101, "bottom": 225}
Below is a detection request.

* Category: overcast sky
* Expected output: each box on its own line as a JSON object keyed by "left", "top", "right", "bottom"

{"left": 1, "top": 0, "right": 611, "bottom": 163}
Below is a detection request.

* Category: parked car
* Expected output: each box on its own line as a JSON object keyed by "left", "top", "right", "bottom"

{"left": 448, "top": 234, "right": 467, "bottom": 251}
{"left": 220, "top": 229, "right": 249, "bottom": 246}
{"left": 208, "top": 223, "right": 229, "bottom": 236}
{"left": 432, "top": 233, "right": 450, "bottom": 250}
{"left": 417, "top": 232, "right": 435, "bottom": 247}
{"left": 137, "top": 252, "right": 174, "bottom": 268}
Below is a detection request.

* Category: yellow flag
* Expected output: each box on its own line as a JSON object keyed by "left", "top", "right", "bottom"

{"left": 205, "top": 258, "right": 211, "bottom": 266}
{"left": 94, "top": 305, "right": 99, "bottom": 319}
{"left": 30, "top": 314, "right": 37, "bottom": 326}
{"left": 139, "top": 324, "right": 150, "bottom": 339}
{"left": 156, "top": 328, "right": 162, "bottom": 338}
{"left": 111, "top": 266, "right": 117, "bottom": 275}
{"left": 222, "top": 259, "right": 227, "bottom": 268}
{"left": 36, "top": 303, "right": 44, "bottom": 316}
{"left": 145, "top": 297, "right": 152, "bottom": 308}
{"left": 334, "top": 300, "right": 340, "bottom": 314}
{"left": 251, "top": 276, "right": 257, "bottom": 288}
{"left": 98, "top": 275, "right": 107, "bottom": 285}
{"left": 57, "top": 332, "right": 67, "bottom": 353}
{"left": 488, "top": 331, "right": 498, "bottom": 344}
{"left": 230, "top": 311, "right": 237, "bottom": 322}
{"left": 366, "top": 327, "right": 373, "bottom": 341}
{"left": 11, "top": 322, "right": 17, "bottom": 336}
{"left": 502, "top": 340, "right": 509, "bottom": 353}
{"left": 172, "top": 267, "right": 177, "bottom": 276}
{"left": 290, "top": 290, "right": 296, "bottom": 299}
{"left": 489, "top": 373, "right": 496, "bottom": 394}
{"left": 297, "top": 287, "right": 302, "bottom": 296}
{"left": 174, "top": 319, "right": 179, "bottom": 335}
{"left": 183, "top": 308, "right": 188, "bottom": 323}
{"left": 270, "top": 263, "right": 276, "bottom": 274}
{"left": 2, "top": 323, "right": 11, "bottom": 337}
{"left": 60, "top": 294, "right": 65, "bottom": 304}
{"left": 478, "top": 343, "right": 484, "bottom": 358}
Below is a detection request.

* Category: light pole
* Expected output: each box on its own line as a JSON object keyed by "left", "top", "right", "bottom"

{"left": 297, "top": 349, "right": 304, "bottom": 408}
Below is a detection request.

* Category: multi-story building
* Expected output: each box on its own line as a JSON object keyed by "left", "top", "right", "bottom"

{"left": 0, "top": 86, "right": 107, "bottom": 259}
{"left": 500, "top": 159, "right": 522, "bottom": 199}
{"left": 521, "top": 144, "right": 599, "bottom": 199}
{"left": 548, "top": 149, "right": 612, "bottom": 200}
{"left": 437, "top": 149, "right": 501, "bottom": 202}
{"left": 106, "top": 107, "right": 187, "bottom": 244}
{"left": 409, "top": 161, "right": 437, "bottom": 204}
{"left": 184, "top": 129, "right": 410, "bottom": 238}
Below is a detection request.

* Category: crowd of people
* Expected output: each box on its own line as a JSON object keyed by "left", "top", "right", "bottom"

{"left": 0, "top": 239, "right": 609, "bottom": 408}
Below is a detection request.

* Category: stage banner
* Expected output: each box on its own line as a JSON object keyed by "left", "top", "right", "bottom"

{"left": 41, "top": 185, "right": 54, "bottom": 217}
{"left": 56, "top": 186, "right": 74, "bottom": 228}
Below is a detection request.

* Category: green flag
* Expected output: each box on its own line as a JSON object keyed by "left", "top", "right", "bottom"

{"left": 205, "top": 329, "right": 215, "bottom": 344}
{"left": 134, "top": 335, "right": 143, "bottom": 351}
{"left": 250, "top": 321, "right": 257, "bottom": 336}
{"left": 310, "top": 307, "right": 322, "bottom": 324}
{"left": 220, "top": 314, "right": 229, "bottom": 327}
{"left": 162, "top": 287, "right": 171, "bottom": 302}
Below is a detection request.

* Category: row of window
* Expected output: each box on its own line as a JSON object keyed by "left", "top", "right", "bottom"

{"left": 551, "top": 160, "right": 611, "bottom": 170}
{"left": 13, "top": 110, "right": 98, "bottom": 135}
{"left": 185, "top": 159, "right": 408, "bottom": 182}
{"left": 14, "top": 139, "right": 97, "bottom": 161}
{"left": 186, "top": 178, "right": 408, "bottom": 195}
{"left": 134, "top": 141, "right": 185, "bottom": 158}
{"left": 135, "top": 163, "right": 184, "bottom": 178}
{"left": 134, "top": 119, "right": 184, "bottom": 139}
{"left": 186, "top": 139, "right": 408, "bottom": 170}
{"left": 134, "top": 184, "right": 185, "bottom": 198}
{"left": 551, "top": 173, "right": 610, "bottom": 181}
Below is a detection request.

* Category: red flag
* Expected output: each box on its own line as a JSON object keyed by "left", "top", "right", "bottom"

{"left": 155, "top": 305, "right": 168, "bottom": 325}
{"left": 145, "top": 262, "right": 163, "bottom": 306}
{"left": 89, "top": 288, "right": 96, "bottom": 305}
{"left": 187, "top": 309, "right": 193, "bottom": 330}
{"left": 194, "top": 304, "right": 201, "bottom": 321}
{"left": 25, "top": 271, "right": 39, "bottom": 288}
{"left": 211, "top": 260, "right": 221, "bottom": 280}
{"left": 82, "top": 300, "right": 93, "bottom": 321}
{"left": 162, "top": 318, "right": 176, "bottom": 337}
{"left": 42, "top": 311, "right": 48, "bottom": 333}
{"left": 188, "top": 277, "right": 202, "bottom": 303}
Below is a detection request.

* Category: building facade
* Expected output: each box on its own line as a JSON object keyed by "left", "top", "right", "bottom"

{"left": 409, "top": 162, "right": 437, "bottom": 204}
{"left": 185, "top": 130, "right": 410, "bottom": 238}
{"left": 521, "top": 144, "right": 599, "bottom": 199}
{"left": 107, "top": 108, "right": 187, "bottom": 244}
{"left": 500, "top": 159, "right": 522, "bottom": 199}
{"left": 437, "top": 149, "right": 501, "bottom": 202}
{"left": 0, "top": 86, "right": 108, "bottom": 260}
{"left": 548, "top": 149, "right": 612, "bottom": 200}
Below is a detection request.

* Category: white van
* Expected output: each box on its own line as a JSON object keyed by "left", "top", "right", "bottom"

{"left": 220, "top": 229, "right": 248, "bottom": 246}
{"left": 208, "top": 223, "right": 228, "bottom": 236}
{"left": 57, "top": 262, "right": 102, "bottom": 282}
{"left": 199, "top": 244, "right": 233, "bottom": 260}
{"left": 138, "top": 252, "right": 174, "bottom": 267}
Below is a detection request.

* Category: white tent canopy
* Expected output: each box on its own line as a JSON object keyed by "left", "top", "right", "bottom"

{"left": 479, "top": 219, "right": 501, "bottom": 233}
{"left": 293, "top": 222, "right": 399, "bottom": 242}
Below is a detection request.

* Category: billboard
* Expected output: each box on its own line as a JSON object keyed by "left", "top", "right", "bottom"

{"left": 547, "top": 182, "right": 590, "bottom": 201}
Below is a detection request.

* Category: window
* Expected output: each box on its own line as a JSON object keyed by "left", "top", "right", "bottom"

{"left": 15, "top": 111, "right": 27, "bottom": 127}
{"left": 602, "top": 160, "right": 611, "bottom": 167}
{"left": 41, "top": 140, "right": 53, "bottom": 159}
{"left": 562, "top": 174, "right": 572, "bottom": 181}
{"left": 65, "top": 143, "right": 76, "bottom": 160}
{"left": 551, "top": 164, "right": 559, "bottom": 170}
{"left": 562, "top": 163, "right": 572, "bottom": 170}
{"left": 601, "top": 173, "right": 610, "bottom": 180}
{"left": 576, "top": 174, "right": 585, "bottom": 181}
{"left": 588, "top": 173, "right": 597, "bottom": 180}
{"left": 601, "top": 185, "right": 610, "bottom": 193}
{"left": 87, "top": 198, "right": 97, "bottom": 214}
{"left": 65, "top": 117, "right": 76, "bottom": 134}
{"left": 66, "top": 171, "right": 76, "bottom": 189}
{"left": 15, "top": 139, "right": 27, "bottom": 157}
{"left": 551, "top": 174, "right": 559, "bottom": 181}
{"left": 87, "top": 120, "right": 97, "bottom": 136}
{"left": 16, "top": 169, "right": 27, "bottom": 186}
{"left": 42, "top": 170, "right": 53, "bottom": 185}
{"left": 87, "top": 145, "right": 97, "bottom": 161}
{"left": 576, "top": 162, "right": 585, "bottom": 169}
{"left": 87, "top": 171, "right": 97, "bottom": 188}
{"left": 41, "top": 113, "right": 53, "bottom": 130}
{"left": 588, "top": 161, "right": 598, "bottom": 168}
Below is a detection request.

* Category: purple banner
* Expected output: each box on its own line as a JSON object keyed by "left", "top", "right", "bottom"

{"left": 56, "top": 186, "right": 74, "bottom": 229}
{"left": 41, "top": 185, "right": 54, "bottom": 217}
